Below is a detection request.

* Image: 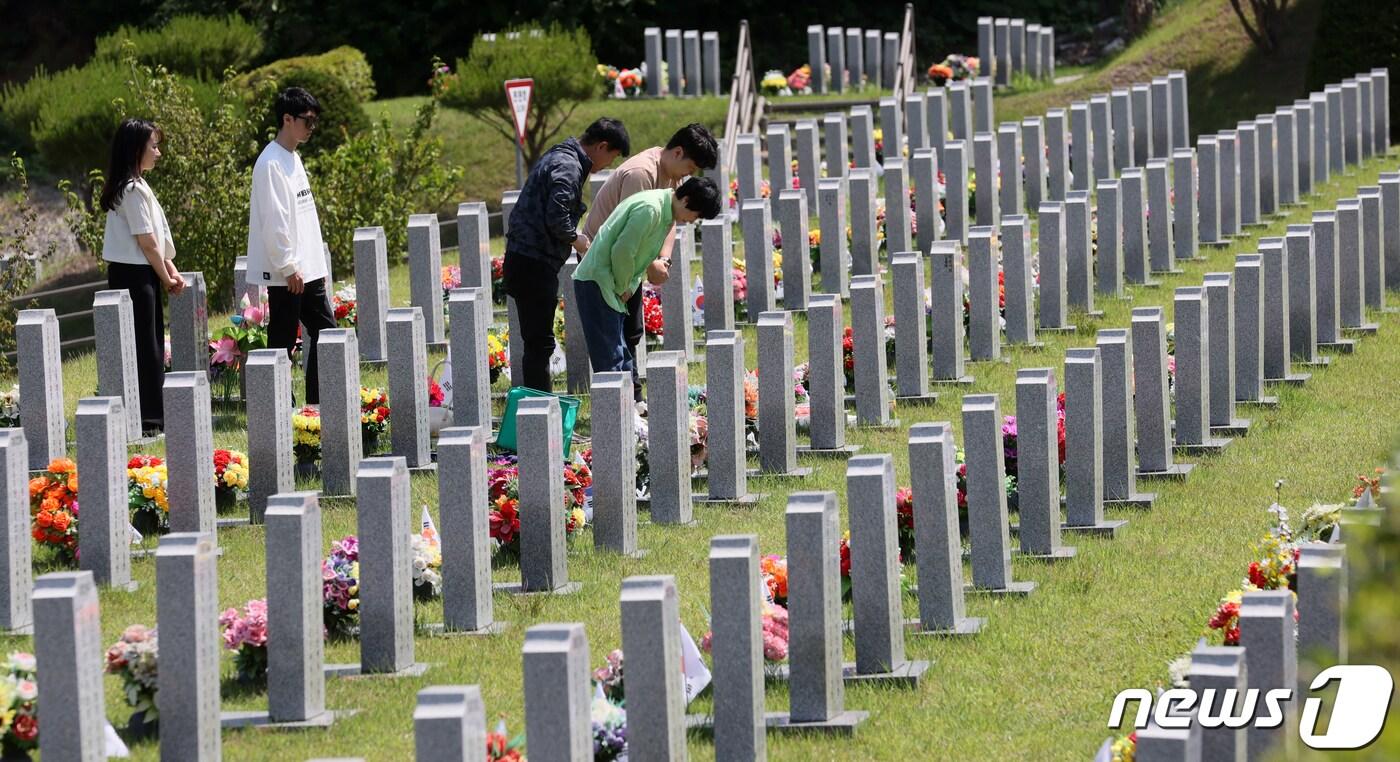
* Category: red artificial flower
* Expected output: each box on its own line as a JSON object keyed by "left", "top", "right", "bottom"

{"left": 12, "top": 713, "right": 36, "bottom": 741}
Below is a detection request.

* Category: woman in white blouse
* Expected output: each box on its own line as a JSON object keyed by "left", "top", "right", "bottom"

{"left": 100, "top": 118, "right": 184, "bottom": 435}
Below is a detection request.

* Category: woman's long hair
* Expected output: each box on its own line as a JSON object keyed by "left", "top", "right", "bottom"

{"left": 98, "top": 118, "right": 161, "bottom": 213}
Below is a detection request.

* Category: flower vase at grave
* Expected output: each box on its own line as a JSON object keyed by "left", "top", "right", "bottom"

{"left": 294, "top": 460, "right": 320, "bottom": 482}
{"left": 215, "top": 487, "right": 237, "bottom": 514}
{"left": 126, "top": 709, "right": 158, "bottom": 741}
{"left": 362, "top": 430, "right": 381, "bottom": 456}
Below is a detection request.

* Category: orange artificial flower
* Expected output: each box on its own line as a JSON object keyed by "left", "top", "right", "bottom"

{"left": 28, "top": 478, "right": 46, "bottom": 500}
{"left": 48, "top": 458, "right": 75, "bottom": 474}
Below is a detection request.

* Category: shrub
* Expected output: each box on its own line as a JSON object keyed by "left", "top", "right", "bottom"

{"left": 94, "top": 14, "right": 264, "bottom": 79}
{"left": 249, "top": 65, "right": 369, "bottom": 158}
{"left": 310, "top": 99, "right": 463, "bottom": 276}
{"left": 435, "top": 26, "right": 597, "bottom": 165}
{"left": 236, "top": 46, "right": 376, "bottom": 104}
{"left": 0, "top": 155, "right": 41, "bottom": 374}
{"left": 1307, "top": 1, "right": 1399, "bottom": 143}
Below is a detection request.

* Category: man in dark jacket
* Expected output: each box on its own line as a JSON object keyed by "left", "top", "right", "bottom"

{"left": 503, "top": 118, "right": 629, "bottom": 391}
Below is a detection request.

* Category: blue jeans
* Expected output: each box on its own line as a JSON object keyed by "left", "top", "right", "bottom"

{"left": 573, "top": 278, "right": 641, "bottom": 399}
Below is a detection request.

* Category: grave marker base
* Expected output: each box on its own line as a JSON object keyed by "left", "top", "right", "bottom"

{"left": 967, "top": 581, "right": 1037, "bottom": 597}
{"left": 758, "top": 466, "right": 816, "bottom": 479}
{"left": 1036, "top": 327, "right": 1075, "bottom": 335}
{"left": 765, "top": 660, "right": 931, "bottom": 689}
{"left": 0, "top": 624, "right": 33, "bottom": 636}
{"left": 1343, "top": 323, "right": 1380, "bottom": 336}
{"left": 1105, "top": 494, "right": 1157, "bottom": 509}
{"left": 1200, "top": 240, "right": 1232, "bottom": 248}
{"left": 797, "top": 444, "right": 863, "bottom": 459}
{"left": 1211, "top": 418, "right": 1253, "bottom": 437}
{"left": 325, "top": 662, "right": 430, "bottom": 678}
{"left": 1137, "top": 463, "right": 1195, "bottom": 481}
{"left": 911, "top": 616, "right": 987, "bottom": 637}
{"left": 1265, "top": 373, "right": 1311, "bottom": 387}
{"left": 930, "top": 376, "right": 977, "bottom": 386}
{"left": 694, "top": 493, "right": 765, "bottom": 505}
{"left": 126, "top": 434, "right": 163, "bottom": 447}
{"left": 1239, "top": 395, "right": 1281, "bottom": 408}
{"left": 1319, "top": 340, "right": 1357, "bottom": 354}
{"left": 894, "top": 393, "right": 940, "bottom": 407}
{"left": 1063, "top": 519, "right": 1129, "bottom": 538}
{"left": 853, "top": 421, "right": 901, "bottom": 431}
{"left": 497, "top": 581, "right": 583, "bottom": 597}
{"left": 220, "top": 709, "right": 357, "bottom": 730}
{"left": 1017, "top": 545, "right": 1078, "bottom": 562}
{"left": 217, "top": 517, "right": 251, "bottom": 528}
{"left": 1009, "top": 341, "right": 1047, "bottom": 349}
{"left": 1297, "top": 356, "right": 1332, "bottom": 368}
{"left": 1174, "top": 438, "right": 1232, "bottom": 456}
{"left": 685, "top": 711, "right": 870, "bottom": 736}
{"left": 420, "top": 622, "right": 509, "bottom": 637}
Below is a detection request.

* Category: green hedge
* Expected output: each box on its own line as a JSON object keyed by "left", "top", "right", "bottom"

{"left": 94, "top": 14, "right": 264, "bottom": 79}
{"left": 251, "top": 65, "right": 369, "bottom": 158}
{"left": 1306, "top": 0, "right": 1399, "bottom": 143}
{"left": 236, "top": 46, "right": 376, "bottom": 103}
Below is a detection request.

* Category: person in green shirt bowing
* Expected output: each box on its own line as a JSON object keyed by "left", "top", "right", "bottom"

{"left": 573, "top": 176, "right": 722, "bottom": 400}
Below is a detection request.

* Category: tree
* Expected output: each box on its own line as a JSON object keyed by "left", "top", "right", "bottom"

{"left": 434, "top": 25, "right": 598, "bottom": 166}
{"left": 1229, "top": 0, "right": 1291, "bottom": 53}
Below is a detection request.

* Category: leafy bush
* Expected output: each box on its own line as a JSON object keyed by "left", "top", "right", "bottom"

{"left": 249, "top": 65, "right": 369, "bottom": 158}
{"left": 237, "top": 46, "right": 376, "bottom": 104}
{"left": 435, "top": 26, "right": 597, "bottom": 164}
{"left": 94, "top": 14, "right": 264, "bottom": 79}
{"left": 27, "top": 60, "right": 131, "bottom": 177}
{"left": 0, "top": 155, "right": 41, "bottom": 373}
{"left": 311, "top": 99, "right": 463, "bottom": 276}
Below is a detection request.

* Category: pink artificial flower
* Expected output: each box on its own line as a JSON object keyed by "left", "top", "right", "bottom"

{"left": 211, "top": 336, "right": 240, "bottom": 367}
{"left": 242, "top": 302, "right": 267, "bottom": 326}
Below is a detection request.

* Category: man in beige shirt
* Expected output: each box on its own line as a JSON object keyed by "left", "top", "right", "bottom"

{"left": 580, "top": 124, "right": 718, "bottom": 391}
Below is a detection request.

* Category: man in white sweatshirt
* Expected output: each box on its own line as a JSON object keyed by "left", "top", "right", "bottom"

{"left": 247, "top": 87, "right": 336, "bottom": 405}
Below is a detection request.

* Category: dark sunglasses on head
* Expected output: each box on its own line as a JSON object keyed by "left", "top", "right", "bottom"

{"left": 293, "top": 113, "right": 319, "bottom": 130}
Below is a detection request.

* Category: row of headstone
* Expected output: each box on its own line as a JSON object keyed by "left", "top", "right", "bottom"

{"left": 977, "top": 16, "right": 1055, "bottom": 85}
{"left": 643, "top": 27, "right": 722, "bottom": 97}
{"left": 805, "top": 24, "right": 902, "bottom": 94}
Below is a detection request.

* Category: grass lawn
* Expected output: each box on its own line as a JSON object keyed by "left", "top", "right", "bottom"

{"left": 9, "top": 141, "right": 1400, "bottom": 758}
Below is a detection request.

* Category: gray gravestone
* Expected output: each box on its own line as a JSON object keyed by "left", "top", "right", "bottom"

{"left": 77, "top": 397, "right": 130, "bottom": 588}
{"left": 1203, "top": 274, "right": 1248, "bottom": 435}
{"left": 757, "top": 313, "right": 807, "bottom": 476}
{"left": 1257, "top": 117, "right": 1278, "bottom": 215}
{"left": 438, "top": 427, "right": 498, "bottom": 630}
{"left": 884, "top": 159, "right": 913, "bottom": 258}
{"left": 169, "top": 272, "right": 209, "bottom": 376}
{"left": 266, "top": 493, "right": 329, "bottom": 721}
{"left": 701, "top": 217, "right": 736, "bottom": 329}
{"left": 1311, "top": 92, "right": 1330, "bottom": 186}
{"left": 1381, "top": 173, "right": 1400, "bottom": 292}
{"left": 926, "top": 88, "right": 949, "bottom": 159}
{"left": 1097, "top": 331, "right": 1154, "bottom": 507}
{"left": 620, "top": 576, "right": 686, "bottom": 758}
{"left": 1219, "top": 130, "right": 1240, "bottom": 236}
{"left": 1294, "top": 101, "right": 1314, "bottom": 195}
{"left": 448, "top": 288, "right": 494, "bottom": 428}
{"left": 1132, "top": 85, "right": 1152, "bottom": 162}
{"left": 33, "top": 572, "right": 105, "bottom": 761}
{"left": 1002, "top": 215, "right": 1037, "bottom": 343}
{"left": 1132, "top": 309, "right": 1191, "bottom": 479}
{"left": 703, "top": 333, "right": 756, "bottom": 503}
{"left": 516, "top": 398, "right": 572, "bottom": 589}
{"left": 1026, "top": 24, "right": 1042, "bottom": 79}
{"left": 522, "top": 624, "right": 591, "bottom": 760}
{"left": 962, "top": 395, "right": 1034, "bottom": 594}
{"left": 414, "top": 686, "right": 485, "bottom": 762}
{"left": 1071, "top": 102, "right": 1094, "bottom": 192}
{"left": 968, "top": 227, "right": 1001, "bottom": 361}
{"left": 232, "top": 256, "right": 256, "bottom": 310}
{"left": 998, "top": 123, "right": 1025, "bottom": 216}
{"left": 1336, "top": 197, "right": 1364, "bottom": 329}
{"left": 1037, "top": 206, "right": 1073, "bottom": 332}
{"left": 827, "top": 28, "right": 846, "bottom": 94}
{"left": 1173, "top": 287, "right": 1229, "bottom": 453}
{"left": 157, "top": 532, "right": 220, "bottom": 760}
{"left": 785, "top": 492, "right": 867, "bottom": 728}
{"left": 1172, "top": 149, "right": 1199, "bottom": 262}
{"left": 1064, "top": 348, "right": 1126, "bottom": 535}
{"left": 1372, "top": 68, "right": 1391, "bottom": 154}
{"left": 1041, "top": 27, "right": 1055, "bottom": 78}
{"left": 1233, "top": 254, "right": 1269, "bottom": 404}
{"left": 318, "top": 329, "right": 361, "bottom": 498}
{"left": 1197, "top": 137, "right": 1222, "bottom": 244}
{"left": 1097, "top": 181, "right": 1125, "bottom": 297}
{"left": 807, "top": 26, "right": 826, "bottom": 93}
{"left": 703, "top": 32, "right": 721, "bottom": 95}
{"left": 1121, "top": 169, "right": 1152, "bottom": 284}
{"left": 794, "top": 121, "right": 820, "bottom": 209}
{"left": 1359, "top": 74, "right": 1375, "bottom": 159}
{"left": 1146, "top": 160, "right": 1178, "bottom": 274}
{"left": 1311, "top": 211, "right": 1346, "bottom": 350}
{"left": 891, "top": 253, "right": 935, "bottom": 403}
{"left": 246, "top": 349, "right": 292, "bottom": 523}
{"left": 647, "top": 351, "right": 695, "bottom": 523}
{"left": 846, "top": 28, "right": 864, "bottom": 90}
{"left": 584, "top": 381, "right": 640, "bottom": 541}
{"left": 665, "top": 29, "right": 682, "bottom": 95}
{"left": 977, "top": 18, "right": 995, "bottom": 84}
{"left": 1240, "top": 590, "right": 1298, "bottom": 759}
{"left": 1169, "top": 71, "right": 1190, "bottom": 149}
{"left": 93, "top": 290, "right": 142, "bottom": 439}
{"left": 1297, "top": 543, "right": 1347, "bottom": 681}
{"left": 357, "top": 457, "right": 416, "bottom": 672}
{"left": 905, "top": 94, "right": 927, "bottom": 152}
{"left": 644, "top": 28, "right": 663, "bottom": 96}
{"left": 817, "top": 178, "right": 850, "bottom": 297}
{"left": 1151, "top": 77, "right": 1173, "bottom": 158}
{"left": 1022, "top": 118, "right": 1048, "bottom": 211}
{"left": 823, "top": 113, "right": 848, "bottom": 179}
{"left": 684, "top": 31, "right": 701, "bottom": 97}
{"left": 408, "top": 215, "right": 445, "bottom": 345}
{"left": 908, "top": 423, "right": 983, "bottom": 634}
{"left": 1111, "top": 90, "right": 1134, "bottom": 172}
{"left": 929, "top": 242, "right": 970, "bottom": 383}
{"left": 1277, "top": 108, "right": 1299, "bottom": 206}
{"left": 911, "top": 149, "right": 942, "bottom": 254}
{"left": 1342, "top": 80, "right": 1361, "bottom": 167}
{"left": 387, "top": 308, "right": 432, "bottom": 469}
{"left": 845, "top": 168, "right": 879, "bottom": 277}
{"left": 944, "top": 141, "right": 970, "bottom": 244}
{"left": 879, "top": 97, "right": 902, "bottom": 158}
{"left": 993, "top": 20, "right": 1010, "bottom": 86}
{"left": 661, "top": 224, "right": 697, "bottom": 356}
{"left": 850, "top": 277, "right": 892, "bottom": 428}
{"left": 708, "top": 535, "right": 767, "bottom": 757}
{"left": 456, "top": 203, "right": 491, "bottom": 291}
{"left": 847, "top": 455, "right": 929, "bottom": 683}
{"left": 950, "top": 82, "right": 973, "bottom": 142}
{"left": 1239, "top": 122, "right": 1261, "bottom": 226}
{"left": 0, "top": 431, "right": 31, "bottom": 633}
{"left": 1091, "top": 95, "right": 1114, "bottom": 181}
{"left": 804, "top": 294, "right": 850, "bottom": 453}
{"left": 735, "top": 134, "right": 761, "bottom": 202}
{"left": 973, "top": 77, "right": 995, "bottom": 134}
{"left": 16, "top": 309, "right": 64, "bottom": 469}
{"left": 1285, "top": 225, "right": 1320, "bottom": 364}
{"left": 164, "top": 372, "right": 215, "bottom": 533}
{"left": 1015, "top": 369, "right": 1075, "bottom": 559}
{"left": 1009, "top": 19, "right": 1025, "bottom": 75}
{"left": 766, "top": 124, "right": 792, "bottom": 193}
{"left": 1188, "top": 643, "right": 1247, "bottom": 761}
{"left": 1359, "top": 187, "right": 1386, "bottom": 310}
{"left": 354, "top": 227, "right": 390, "bottom": 363}
{"left": 851, "top": 107, "right": 877, "bottom": 170}
{"left": 1326, "top": 85, "right": 1344, "bottom": 174}
{"left": 740, "top": 198, "right": 776, "bottom": 319}
{"left": 973, "top": 133, "right": 1000, "bottom": 228}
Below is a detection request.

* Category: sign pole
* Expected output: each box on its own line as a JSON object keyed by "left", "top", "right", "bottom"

{"left": 515, "top": 145, "right": 524, "bottom": 187}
